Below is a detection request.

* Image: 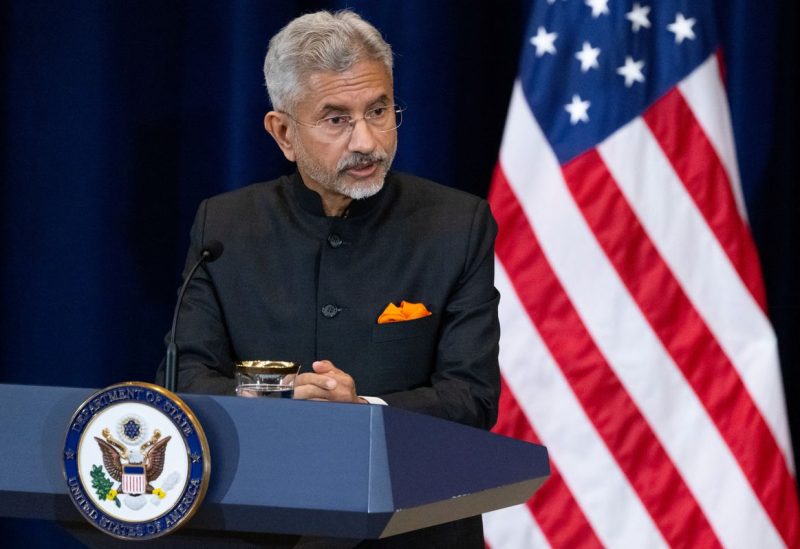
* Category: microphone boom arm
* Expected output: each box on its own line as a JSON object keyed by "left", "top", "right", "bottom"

{"left": 164, "top": 245, "right": 221, "bottom": 392}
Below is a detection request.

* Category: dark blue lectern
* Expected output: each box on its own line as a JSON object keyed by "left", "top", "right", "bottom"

{"left": 0, "top": 383, "right": 549, "bottom": 544}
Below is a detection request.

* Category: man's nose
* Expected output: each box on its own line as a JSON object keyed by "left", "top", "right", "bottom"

{"left": 347, "top": 118, "right": 377, "bottom": 153}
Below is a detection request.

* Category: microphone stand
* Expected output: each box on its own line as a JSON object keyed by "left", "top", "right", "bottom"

{"left": 165, "top": 246, "right": 220, "bottom": 392}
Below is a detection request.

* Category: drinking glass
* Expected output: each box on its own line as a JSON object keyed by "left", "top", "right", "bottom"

{"left": 234, "top": 361, "right": 299, "bottom": 398}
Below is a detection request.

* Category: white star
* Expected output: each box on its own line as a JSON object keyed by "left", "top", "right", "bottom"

{"left": 530, "top": 26, "right": 558, "bottom": 57}
{"left": 575, "top": 42, "right": 601, "bottom": 72}
{"left": 617, "top": 56, "right": 646, "bottom": 87}
{"left": 667, "top": 13, "right": 697, "bottom": 44}
{"left": 565, "top": 95, "right": 591, "bottom": 125}
{"left": 626, "top": 3, "right": 651, "bottom": 32}
{"left": 585, "top": 0, "right": 610, "bottom": 18}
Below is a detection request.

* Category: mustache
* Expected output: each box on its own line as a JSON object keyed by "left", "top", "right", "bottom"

{"left": 337, "top": 152, "right": 389, "bottom": 172}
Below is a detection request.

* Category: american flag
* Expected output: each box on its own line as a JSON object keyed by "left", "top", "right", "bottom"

{"left": 482, "top": 0, "right": 800, "bottom": 547}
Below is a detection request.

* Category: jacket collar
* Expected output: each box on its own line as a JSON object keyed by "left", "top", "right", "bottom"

{"left": 289, "top": 171, "right": 389, "bottom": 219}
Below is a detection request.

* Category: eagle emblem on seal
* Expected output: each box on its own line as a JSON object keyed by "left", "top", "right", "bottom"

{"left": 95, "top": 427, "right": 171, "bottom": 496}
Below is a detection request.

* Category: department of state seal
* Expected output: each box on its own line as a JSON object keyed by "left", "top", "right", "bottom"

{"left": 62, "top": 382, "right": 210, "bottom": 540}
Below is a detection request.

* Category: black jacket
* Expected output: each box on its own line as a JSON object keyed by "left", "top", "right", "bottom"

{"left": 157, "top": 171, "right": 500, "bottom": 430}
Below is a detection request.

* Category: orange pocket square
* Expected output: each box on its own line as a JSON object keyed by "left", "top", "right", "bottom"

{"left": 377, "top": 301, "right": 432, "bottom": 324}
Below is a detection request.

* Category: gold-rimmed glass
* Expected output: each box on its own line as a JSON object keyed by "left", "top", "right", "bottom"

{"left": 235, "top": 361, "right": 300, "bottom": 398}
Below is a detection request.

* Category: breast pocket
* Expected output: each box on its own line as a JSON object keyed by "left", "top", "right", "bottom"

{"left": 368, "top": 314, "right": 439, "bottom": 393}
{"left": 371, "top": 313, "right": 437, "bottom": 342}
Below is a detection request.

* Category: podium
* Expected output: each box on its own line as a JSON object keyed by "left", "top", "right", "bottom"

{"left": 0, "top": 383, "right": 549, "bottom": 542}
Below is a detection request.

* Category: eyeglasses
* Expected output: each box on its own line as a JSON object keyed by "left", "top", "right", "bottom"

{"left": 283, "top": 104, "right": 405, "bottom": 141}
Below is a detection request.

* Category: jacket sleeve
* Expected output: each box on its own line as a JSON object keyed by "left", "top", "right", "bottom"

{"left": 155, "top": 200, "right": 238, "bottom": 395}
{"left": 379, "top": 200, "right": 501, "bottom": 430}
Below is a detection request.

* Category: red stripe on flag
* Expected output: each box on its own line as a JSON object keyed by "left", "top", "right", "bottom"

{"left": 489, "top": 164, "right": 722, "bottom": 549}
{"left": 643, "top": 87, "right": 767, "bottom": 310}
{"left": 495, "top": 377, "right": 604, "bottom": 549}
{"left": 561, "top": 149, "right": 800, "bottom": 548}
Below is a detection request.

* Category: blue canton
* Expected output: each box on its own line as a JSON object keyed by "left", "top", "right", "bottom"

{"left": 520, "top": 0, "right": 718, "bottom": 164}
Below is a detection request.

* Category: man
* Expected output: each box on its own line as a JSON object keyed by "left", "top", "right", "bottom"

{"left": 157, "top": 9, "right": 500, "bottom": 546}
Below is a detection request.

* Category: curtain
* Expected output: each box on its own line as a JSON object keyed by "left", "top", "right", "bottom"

{"left": 1, "top": 1, "right": 796, "bottom": 545}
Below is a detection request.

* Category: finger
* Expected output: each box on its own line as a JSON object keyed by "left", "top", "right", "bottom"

{"left": 318, "top": 375, "right": 356, "bottom": 402}
{"left": 293, "top": 384, "right": 334, "bottom": 401}
{"left": 295, "top": 372, "right": 337, "bottom": 390}
{"left": 311, "top": 363, "right": 353, "bottom": 386}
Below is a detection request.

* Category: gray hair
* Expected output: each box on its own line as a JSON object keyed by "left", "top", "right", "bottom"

{"left": 263, "top": 10, "right": 393, "bottom": 112}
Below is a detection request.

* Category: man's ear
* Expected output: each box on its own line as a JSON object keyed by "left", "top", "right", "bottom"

{"left": 264, "top": 112, "right": 296, "bottom": 162}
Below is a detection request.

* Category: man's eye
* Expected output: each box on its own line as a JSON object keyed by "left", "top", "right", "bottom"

{"left": 368, "top": 107, "right": 388, "bottom": 118}
{"left": 323, "top": 116, "right": 350, "bottom": 127}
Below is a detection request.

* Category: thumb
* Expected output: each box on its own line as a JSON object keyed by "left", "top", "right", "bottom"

{"left": 312, "top": 360, "right": 335, "bottom": 373}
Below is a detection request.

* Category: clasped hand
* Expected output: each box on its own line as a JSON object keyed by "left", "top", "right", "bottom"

{"left": 293, "top": 360, "right": 366, "bottom": 404}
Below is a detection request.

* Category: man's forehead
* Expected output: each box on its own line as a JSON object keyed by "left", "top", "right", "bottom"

{"left": 298, "top": 59, "right": 393, "bottom": 113}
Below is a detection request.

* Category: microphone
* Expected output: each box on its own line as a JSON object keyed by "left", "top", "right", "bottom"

{"left": 164, "top": 241, "right": 224, "bottom": 392}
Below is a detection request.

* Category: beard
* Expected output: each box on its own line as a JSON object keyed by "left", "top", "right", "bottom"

{"left": 294, "top": 138, "right": 396, "bottom": 200}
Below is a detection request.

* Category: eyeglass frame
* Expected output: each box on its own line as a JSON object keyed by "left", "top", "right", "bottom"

{"left": 279, "top": 103, "right": 406, "bottom": 140}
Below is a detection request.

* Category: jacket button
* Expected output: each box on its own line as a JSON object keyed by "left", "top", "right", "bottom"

{"left": 321, "top": 304, "right": 341, "bottom": 318}
{"left": 327, "top": 233, "right": 343, "bottom": 248}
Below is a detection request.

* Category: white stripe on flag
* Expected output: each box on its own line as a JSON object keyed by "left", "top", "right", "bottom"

{"left": 678, "top": 55, "right": 747, "bottom": 220}
{"left": 598, "top": 115, "right": 793, "bottom": 472}
{"left": 495, "top": 259, "right": 667, "bottom": 548}
{"left": 483, "top": 503, "right": 550, "bottom": 549}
